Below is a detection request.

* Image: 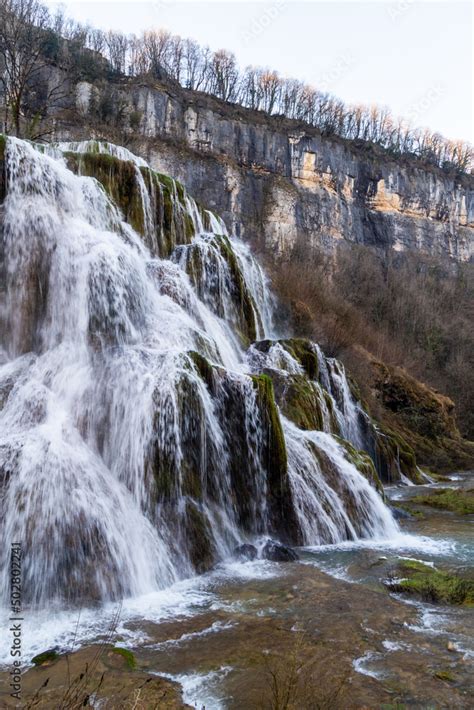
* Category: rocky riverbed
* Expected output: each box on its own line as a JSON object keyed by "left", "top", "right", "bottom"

{"left": 1, "top": 473, "right": 473, "bottom": 709}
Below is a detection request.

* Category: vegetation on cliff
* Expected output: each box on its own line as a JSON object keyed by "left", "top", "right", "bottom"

{"left": 271, "top": 243, "right": 474, "bottom": 471}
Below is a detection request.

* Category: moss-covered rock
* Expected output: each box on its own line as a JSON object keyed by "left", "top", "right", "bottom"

{"left": 371, "top": 360, "right": 474, "bottom": 474}
{"left": 411, "top": 488, "right": 474, "bottom": 515}
{"left": 63, "top": 147, "right": 196, "bottom": 258}
{"left": 283, "top": 378, "right": 325, "bottom": 431}
{"left": 140, "top": 166, "right": 195, "bottom": 257}
{"left": 187, "top": 350, "right": 216, "bottom": 392}
{"left": 434, "top": 670, "right": 456, "bottom": 683}
{"left": 371, "top": 424, "right": 422, "bottom": 484}
{"left": 269, "top": 373, "right": 324, "bottom": 431}
{"left": 338, "top": 438, "right": 384, "bottom": 496}
{"left": 251, "top": 374, "right": 299, "bottom": 542}
{"left": 148, "top": 366, "right": 210, "bottom": 503}
{"left": 64, "top": 151, "right": 146, "bottom": 234}
{"left": 251, "top": 374, "right": 287, "bottom": 479}
{"left": 387, "top": 560, "right": 474, "bottom": 606}
{"left": 374, "top": 362, "right": 458, "bottom": 439}
{"left": 31, "top": 649, "right": 60, "bottom": 666}
{"left": 278, "top": 339, "right": 319, "bottom": 380}
{"left": 183, "top": 500, "right": 215, "bottom": 573}
{"left": 179, "top": 234, "right": 259, "bottom": 346}
{"left": 216, "top": 234, "right": 259, "bottom": 344}
{"left": 253, "top": 338, "right": 318, "bottom": 379}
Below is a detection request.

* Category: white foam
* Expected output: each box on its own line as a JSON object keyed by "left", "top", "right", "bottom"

{"left": 304, "top": 532, "right": 456, "bottom": 556}
{"left": 352, "top": 651, "right": 386, "bottom": 679}
{"left": 158, "top": 666, "right": 233, "bottom": 710}
{"left": 382, "top": 639, "right": 405, "bottom": 652}
{"left": 0, "top": 577, "right": 216, "bottom": 667}
{"left": 149, "top": 620, "right": 235, "bottom": 649}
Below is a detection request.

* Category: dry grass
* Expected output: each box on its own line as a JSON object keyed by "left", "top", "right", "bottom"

{"left": 257, "top": 633, "right": 351, "bottom": 710}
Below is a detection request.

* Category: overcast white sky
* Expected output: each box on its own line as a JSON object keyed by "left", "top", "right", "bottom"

{"left": 47, "top": 1, "right": 473, "bottom": 142}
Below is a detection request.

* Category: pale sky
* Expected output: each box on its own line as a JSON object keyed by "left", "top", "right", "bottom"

{"left": 47, "top": 1, "right": 473, "bottom": 142}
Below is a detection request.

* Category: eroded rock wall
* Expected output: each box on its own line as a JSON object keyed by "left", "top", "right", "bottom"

{"left": 65, "top": 78, "right": 473, "bottom": 262}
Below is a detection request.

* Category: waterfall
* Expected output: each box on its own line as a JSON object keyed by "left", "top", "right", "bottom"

{"left": 0, "top": 136, "right": 397, "bottom": 607}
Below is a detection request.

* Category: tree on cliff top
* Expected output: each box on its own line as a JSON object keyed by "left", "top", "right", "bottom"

{"left": 0, "top": 0, "right": 70, "bottom": 137}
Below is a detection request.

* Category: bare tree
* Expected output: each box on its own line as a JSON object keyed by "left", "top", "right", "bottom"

{"left": 105, "top": 30, "right": 128, "bottom": 75}
{"left": 0, "top": 0, "right": 72, "bottom": 137}
{"left": 182, "top": 38, "right": 210, "bottom": 91}
{"left": 210, "top": 49, "right": 238, "bottom": 101}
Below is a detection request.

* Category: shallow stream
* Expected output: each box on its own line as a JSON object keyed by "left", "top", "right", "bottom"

{"left": 1, "top": 473, "right": 472, "bottom": 708}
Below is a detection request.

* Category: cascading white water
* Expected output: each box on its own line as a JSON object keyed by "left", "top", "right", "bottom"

{"left": 283, "top": 419, "right": 398, "bottom": 544}
{"left": 0, "top": 136, "right": 397, "bottom": 608}
{"left": 326, "top": 358, "right": 366, "bottom": 449}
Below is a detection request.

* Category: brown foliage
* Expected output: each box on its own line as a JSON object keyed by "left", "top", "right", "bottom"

{"left": 269, "top": 244, "right": 474, "bottom": 440}
{"left": 258, "top": 633, "right": 351, "bottom": 710}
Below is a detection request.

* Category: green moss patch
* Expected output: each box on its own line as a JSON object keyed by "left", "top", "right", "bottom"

{"left": 338, "top": 438, "right": 384, "bottom": 496}
{"left": 279, "top": 339, "right": 319, "bottom": 380}
{"left": 31, "top": 649, "right": 59, "bottom": 666}
{"left": 111, "top": 647, "right": 136, "bottom": 669}
{"left": 277, "top": 376, "right": 324, "bottom": 431}
{"left": 434, "top": 670, "right": 456, "bottom": 683}
{"left": 65, "top": 151, "right": 145, "bottom": 234}
{"left": 251, "top": 374, "right": 287, "bottom": 477}
{"left": 387, "top": 560, "right": 474, "bottom": 605}
{"left": 411, "top": 488, "right": 474, "bottom": 515}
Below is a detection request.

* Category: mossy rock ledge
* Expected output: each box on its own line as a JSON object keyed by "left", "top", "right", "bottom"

{"left": 386, "top": 560, "right": 474, "bottom": 606}
{"left": 64, "top": 148, "right": 197, "bottom": 258}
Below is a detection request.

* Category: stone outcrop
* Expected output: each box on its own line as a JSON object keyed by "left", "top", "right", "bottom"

{"left": 62, "top": 77, "right": 474, "bottom": 262}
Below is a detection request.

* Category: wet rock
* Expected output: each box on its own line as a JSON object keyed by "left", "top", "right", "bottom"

{"left": 31, "top": 648, "right": 60, "bottom": 666}
{"left": 234, "top": 543, "right": 258, "bottom": 561}
{"left": 262, "top": 540, "right": 299, "bottom": 562}
{"left": 390, "top": 506, "right": 412, "bottom": 520}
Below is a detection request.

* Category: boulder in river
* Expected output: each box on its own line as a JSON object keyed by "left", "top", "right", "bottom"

{"left": 234, "top": 543, "right": 258, "bottom": 561}
{"left": 262, "top": 540, "right": 299, "bottom": 562}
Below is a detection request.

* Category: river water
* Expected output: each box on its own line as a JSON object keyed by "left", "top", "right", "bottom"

{"left": 1, "top": 472, "right": 472, "bottom": 708}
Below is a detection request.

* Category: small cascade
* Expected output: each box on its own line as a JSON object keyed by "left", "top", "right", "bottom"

{"left": 325, "top": 358, "right": 367, "bottom": 449}
{"left": 284, "top": 419, "right": 398, "bottom": 545}
{"left": 0, "top": 136, "right": 399, "bottom": 608}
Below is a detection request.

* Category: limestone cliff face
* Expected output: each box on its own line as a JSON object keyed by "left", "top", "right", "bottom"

{"left": 74, "top": 78, "right": 474, "bottom": 261}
